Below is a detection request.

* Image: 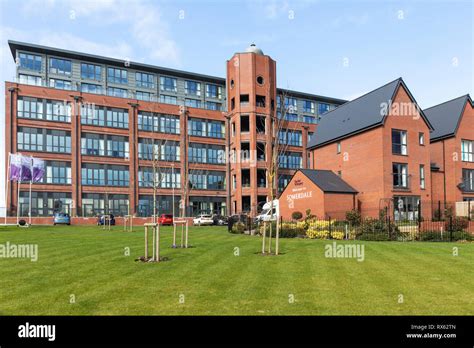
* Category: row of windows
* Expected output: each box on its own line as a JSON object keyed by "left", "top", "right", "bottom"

{"left": 81, "top": 105, "right": 129, "bottom": 128}
{"left": 81, "top": 134, "right": 130, "bottom": 158}
{"left": 17, "top": 127, "right": 71, "bottom": 153}
{"left": 278, "top": 153, "right": 303, "bottom": 169}
{"left": 138, "top": 140, "right": 180, "bottom": 161}
{"left": 278, "top": 130, "right": 303, "bottom": 147}
{"left": 189, "top": 171, "right": 226, "bottom": 190}
{"left": 17, "top": 97, "right": 72, "bottom": 123}
{"left": 81, "top": 165, "right": 129, "bottom": 187}
{"left": 137, "top": 112, "right": 180, "bottom": 134}
{"left": 138, "top": 167, "right": 181, "bottom": 188}
{"left": 277, "top": 95, "right": 333, "bottom": 115}
{"left": 188, "top": 144, "right": 226, "bottom": 164}
{"left": 188, "top": 118, "right": 225, "bottom": 138}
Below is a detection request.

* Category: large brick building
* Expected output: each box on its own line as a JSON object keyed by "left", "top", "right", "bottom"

{"left": 4, "top": 41, "right": 345, "bottom": 219}
{"left": 424, "top": 95, "right": 474, "bottom": 204}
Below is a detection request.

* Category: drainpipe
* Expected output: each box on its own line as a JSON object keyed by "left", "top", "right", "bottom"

{"left": 224, "top": 113, "right": 231, "bottom": 216}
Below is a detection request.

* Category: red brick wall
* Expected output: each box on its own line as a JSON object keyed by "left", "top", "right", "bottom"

{"left": 324, "top": 193, "right": 356, "bottom": 220}
{"left": 279, "top": 171, "right": 325, "bottom": 219}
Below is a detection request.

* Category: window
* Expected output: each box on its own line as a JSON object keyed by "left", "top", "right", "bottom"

{"left": 205, "top": 101, "right": 221, "bottom": 111}
{"left": 461, "top": 140, "right": 473, "bottom": 162}
{"left": 284, "top": 97, "right": 297, "bottom": 112}
{"left": 44, "top": 161, "right": 71, "bottom": 184}
{"left": 185, "top": 99, "right": 202, "bottom": 108}
{"left": 49, "top": 58, "right": 72, "bottom": 76}
{"left": 82, "top": 193, "right": 105, "bottom": 216}
{"left": 256, "top": 95, "right": 266, "bottom": 107}
{"left": 20, "top": 192, "right": 72, "bottom": 217}
{"left": 81, "top": 133, "right": 105, "bottom": 156}
{"left": 256, "top": 76, "right": 264, "bottom": 85}
{"left": 17, "top": 127, "right": 43, "bottom": 152}
{"left": 19, "top": 74, "right": 42, "bottom": 86}
{"left": 240, "top": 94, "right": 249, "bottom": 106}
{"left": 279, "top": 152, "right": 302, "bottom": 169}
{"left": 107, "top": 166, "right": 129, "bottom": 187}
{"left": 136, "top": 72, "right": 154, "bottom": 88}
{"left": 394, "top": 196, "right": 420, "bottom": 221}
{"left": 419, "top": 132, "right": 425, "bottom": 145}
{"left": 107, "top": 194, "right": 129, "bottom": 216}
{"left": 337, "top": 142, "right": 341, "bottom": 154}
{"left": 304, "top": 115, "right": 316, "bottom": 124}
{"left": 420, "top": 165, "right": 425, "bottom": 189}
{"left": 81, "top": 83, "right": 102, "bottom": 94}
{"left": 138, "top": 167, "right": 181, "bottom": 189}
{"left": 208, "top": 121, "right": 225, "bottom": 138}
{"left": 207, "top": 145, "right": 226, "bottom": 164}
{"left": 82, "top": 164, "right": 106, "bottom": 186}
{"left": 107, "top": 87, "right": 128, "bottom": 98}
{"left": 185, "top": 80, "right": 201, "bottom": 96}
{"left": 207, "top": 172, "right": 226, "bottom": 190}
{"left": 318, "top": 103, "right": 330, "bottom": 115}
{"left": 159, "top": 95, "right": 177, "bottom": 105}
{"left": 81, "top": 104, "right": 105, "bottom": 126}
{"left": 160, "top": 114, "right": 180, "bottom": 134}
{"left": 46, "top": 100, "right": 71, "bottom": 122}
{"left": 160, "top": 141, "right": 180, "bottom": 161}
{"left": 462, "top": 169, "right": 474, "bottom": 192}
{"left": 285, "top": 113, "right": 299, "bottom": 122}
{"left": 189, "top": 118, "right": 206, "bottom": 137}
{"left": 189, "top": 144, "right": 207, "bottom": 163}
{"left": 393, "top": 163, "right": 409, "bottom": 188}
{"left": 308, "top": 132, "right": 314, "bottom": 143}
{"left": 138, "top": 112, "right": 180, "bottom": 134}
{"left": 46, "top": 130, "right": 71, "bottom": 153}
{"left": 107, "top": 67, "right": 128, "bottom": 84}
{"left": 392, "top": 129, "right": 407, "bottom": 155}
{"left": 106, "top": 109, "right": 129, "bottom": 129}
{"left": 206, "top": 84, "right": 222, "bottom": 99}
{"left": 49, "top": 78, "right": 71, "bottom": 90}
{"left": 278, "top": 130, "right": 302, "bottom": 147}
{"left": 19, "top": 53, "right": 42, "bottom": 71}
{"left": 107, "top": 136, "right": 129, "bottom": 158}
{"left": 17, "top": 97, "right": 43, "bottom": 119}
{"left": 160, "top": 76, "right": 177, "bottom": 92}
{"left": 303, "top": 100, "right": 315, "bottom": 113}
{"left": 81, "top": 63, "right": 101, "bottom": 80}
{"left": 136, "top": 91, "right": 151, "bottom": 101}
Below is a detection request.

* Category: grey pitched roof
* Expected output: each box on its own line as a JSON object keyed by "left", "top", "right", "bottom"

{"left": 423, "top": 94, "right": 472, "bottom": 141}
{"left": 299, "top": 169, "right": 358, "bottom": 194}
{"left": 307, "top": 78, "right": 433, "bottom": 149}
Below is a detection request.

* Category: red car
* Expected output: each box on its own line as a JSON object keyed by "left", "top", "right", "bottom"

{"left": 158, "top": 214, "right": 174, "bottom": 226}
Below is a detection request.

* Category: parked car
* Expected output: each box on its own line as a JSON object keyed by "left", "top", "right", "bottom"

{"left": 97, "top": 214, "right": 116, "bottom": 226}
{"left": 193, "top": 214, "right": 214, "bottom": 226}
{"left": 212, "top": 214, "right": 228, "bottom": 226}
{"left": 158, "top": 214, "right": 174, "bottom": 226}
{"left": 53, "top": 212, "right": 71, "bottom": 225}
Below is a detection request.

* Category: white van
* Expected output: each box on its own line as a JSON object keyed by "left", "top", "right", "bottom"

{"left": 255, "top": 200, "right": 279, "bottom": 222}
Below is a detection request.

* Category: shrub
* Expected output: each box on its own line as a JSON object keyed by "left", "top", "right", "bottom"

{"left": 331, "top": 231, "right": 345, "bottom": 240}
{"left": 345, "top": 210, "right": 361, "bottom": 226}
{"left": 260, "top": 222, "right": 301, "bottom": 238}
{"left": 445, "top": 217, "right": 469, "bottom": 232}
{"left": 420, "top": 230, "right": 473, "bottom": 242}
{"left": 306, "top": 229, "right": 329, "bottom": 239}
{"left": 305, "top": 209, "right": 316, "bottom": 220}
{"left": 231, "top": 222, "right": 245, "bottom": 234}
{"left": 291, "top": 211, "right": 303, "bottom": 220}
{"left": 306, "top": 219, "right": 335, "bottom": 230}
{"left": 356, "top": 218, "right": 400, "bottom": 241}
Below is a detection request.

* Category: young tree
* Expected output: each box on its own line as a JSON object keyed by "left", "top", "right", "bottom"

{"left": 262, "top": 90, "right": 304, "bottom": 255}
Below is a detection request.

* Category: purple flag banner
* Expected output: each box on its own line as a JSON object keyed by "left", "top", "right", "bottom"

{"left": 9, "top": 154, "right": 22, "bottom": 182}
{"left": 20, "top": 155, "right": 32, "bottom": 182}
{"left": 32, "top": 158, "right": 46, "bottom": 183}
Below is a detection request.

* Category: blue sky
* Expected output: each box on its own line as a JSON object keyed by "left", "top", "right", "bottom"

{"left": 0, "top": 0, "right": 472, "bottom": 209}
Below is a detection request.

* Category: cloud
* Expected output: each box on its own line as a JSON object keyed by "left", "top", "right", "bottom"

{"left": 17, "top": 0, "right": 180, "bottom": 66}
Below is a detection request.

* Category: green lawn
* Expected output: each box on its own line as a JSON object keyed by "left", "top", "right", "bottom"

{"left": 0, "top": 225, "right": 473, "bottom": 315}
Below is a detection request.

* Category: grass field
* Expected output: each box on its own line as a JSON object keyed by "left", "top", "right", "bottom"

{"left": 0, "top": 225, "right": 473, "bottom": 315}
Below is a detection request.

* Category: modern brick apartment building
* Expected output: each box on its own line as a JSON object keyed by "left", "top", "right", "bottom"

{"left": 424, "top": 95, "right": 474, "bottom": 204}
{"left": 308, "top": 78, "right": 435, "bottom": 220}
{"left": 4, "top": 41, "right": 345, "bottom": 219}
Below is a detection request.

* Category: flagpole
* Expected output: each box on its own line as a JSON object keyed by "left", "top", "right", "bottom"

{"left": 17, "top": 179, "right": 21, "bottom": 226}
{"left": 5, "top": 152, "right": 11, "bottom": 225}
{"left": 28, "top": 157, "right": 33, "bottom": 226}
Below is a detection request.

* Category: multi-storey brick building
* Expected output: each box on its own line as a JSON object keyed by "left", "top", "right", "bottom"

{"left": 4, "top": 41, "right": 345, "bottom": 219}
{"left": 424, "top": 95, "right": 474, "bottom": 204}
{"left": 307, "top": 78, "right": 435, "bottom": 220}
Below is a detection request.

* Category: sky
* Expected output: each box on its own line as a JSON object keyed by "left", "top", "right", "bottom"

{"left": 0, "top": 0, "right": 472, "bottom": 211}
